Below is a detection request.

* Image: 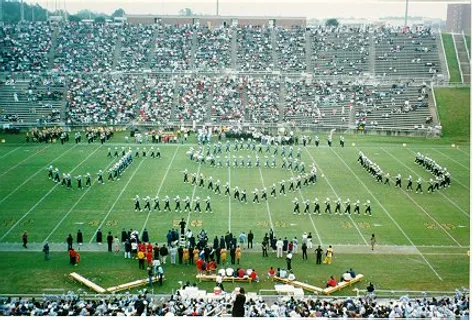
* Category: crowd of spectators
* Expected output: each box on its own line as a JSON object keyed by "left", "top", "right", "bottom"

{"left": 150, "top": 25, "right": 193, "bottom": 72}
{"left": 194, "top": 27, "right": 232, "bottom": 72}
{"left": 1, "top": 289, "right": 468, "bottom": 317}
{"left": 246, "top": 76, "right": 281, "bottom": 123}
{"left": 237, "top": 26, "right": 274, "bottom": 71}
{"left": 0, "top": 22, "right": 52, "bottom": 72}
{"left": 175, "top": 76, "right": 211, "bottom": 122}
{"left": 65, "top": 75, "right": 141, "bottom": 124}
{"left": 210, "top": 76, "right": 244, "bottom": 122}
{"left": 138, "top": 76, "right": 176, "bottom": 124}
{"left": 116, "top": 24, "right": 155, "bottom": 72}
{"left": 0, "top": 22, "right": 442, "bottom": 76}
{"left": 311, "top": 25, "right": 369, "bottom": 76}
{"left": 276, "top": 26, "right": 306, "bottom": 72}
{"left": 54, "top": 23, "right": 119, "bottom": 73}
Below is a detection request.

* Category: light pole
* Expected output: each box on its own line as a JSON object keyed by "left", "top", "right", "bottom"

{"left": 216, "top": 0, "right": 219, "bottom": 16}
{"left": 404, "top": 0, "right": 409, "bottom": 27}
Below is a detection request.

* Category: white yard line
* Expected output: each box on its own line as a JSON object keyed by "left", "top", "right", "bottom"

{"left": 0, "top": 144, "right": 25, "bottom": 159}
{"left": 287, "top": 168, "right": 323, "bottom": 246}
{"left": 0, "top": 145, "right": 78, "bottom": 206}
{"left": 431, "top": 148, "right": 470, "bottom": 172}
{"left": 330, "top": 148, "right": 443, "bottom": 281}
{"left": 228, "top": 165, "right": 232, "bottom": 232}
{"left": 88, "top": 159, "right": 146, "bottom": 244}
{"left": 0, "top": 145, "right": 51, "bottom": 178}
{"left": 1, "top": 145, "right": 102, "bottom": 242}
{"left": 255, "top": 158, "right": 275, "bottom": 232}
{"left": 186, "top": 161, "right": 203, "bottom": 227}
{"left": 404, "top": 149, "right": 470, "bottom": 217}
{"left": 304, "top": 147, "right": 368, "bottom": 245}
{"left": 43, "top": 158, "right": 117, "bottom": 243}
{"left": 140, "top": 146, "right": 180, "bottom": 234}
{"left": 382, "top": 147, "right": 464, "bottom": 247}
{"left": 455, "top": 147, "right": 470, "bottom": 156}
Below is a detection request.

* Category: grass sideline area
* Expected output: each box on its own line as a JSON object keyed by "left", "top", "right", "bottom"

{"left": 435, "top": 87, "right": 471, "bottom": 141}
{"left": 0, "top": 250, "right": 468, "bottom": 294}
{"left": 0, "top": 131, "right": 469, "bottom": 294}
{"left": 442, "top": 33, "right": 462, "bottom": 83}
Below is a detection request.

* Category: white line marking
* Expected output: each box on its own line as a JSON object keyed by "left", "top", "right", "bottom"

{"left": 88, "top": 159, "right": 146, "bottom": 244}
{"left": 0, "top": 145, "right": 51, "bottom": 178}
{"left": 254, "top": 151, "right": 275, "bottom": 232}
{"left": 141, "top": 146, "right": 180, "bottom": 234}
{"left": 287, "top": 165, "right": 323, "bottom": 246}
{"left": 455, "top": 147, "right": 470, "bottom": 156}
{"left": 1, "top": 145, "right": 103, "bottom": 242}
{"left": 382, "top": 148, "right": 463, "bottom": 247}
{"left": 0, "top": 145, "right": 78, "bottom": 206}
{"left": 432, "top": 148, "right": 470, "bottom": 172}
{"left": 330, "top": 148, "right": 443, "bottom": 281}
{"left": 304, "top": 147, "right": 368, "bottom": 245}
{"left": 0, "top": 144, "right": 25, "bottom": 159}
{"left": 43, "top": 158, "right": 117, "bottom": 243}
{"left": 228, "top": 164, "right": 232, "bottom": 232}
{"left": 186, "top": 160, "right": 202, "bottom": 227}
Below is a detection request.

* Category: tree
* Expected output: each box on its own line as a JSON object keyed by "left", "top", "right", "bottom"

{"left": 111, "top": 8, "right": 125, "bottom": 18}
{"left": 68, "top": 14, "right": 82, "bottom": 22}
{"left": 94, "top": 16, "right": 106, "bottom": 23}
{"left": 325, "top": 18, "right": 339, "bottom": 27}
{"left": 178, "top": 8, "right": 193, "bottom": 16}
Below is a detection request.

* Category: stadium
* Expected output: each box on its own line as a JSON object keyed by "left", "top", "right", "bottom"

{"left": 0, "top": 0, "right": 470, "bottom": 317}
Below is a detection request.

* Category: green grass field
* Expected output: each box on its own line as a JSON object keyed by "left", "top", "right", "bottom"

{"left": 442, "top": 33, "right": 462, "bottom": 83}
{"left": 0, "top": 130, "right": 469, "bottom": 295}
{"left": 435, "top": 87, "right": 470, "bottom": 141}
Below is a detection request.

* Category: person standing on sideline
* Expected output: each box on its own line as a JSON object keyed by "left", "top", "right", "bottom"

{"left": 147, "top": 267, "right": 153, "bottom": 288}
{"left": 106, "top": 232, "right": 113, "bottom": 252}
{"left": 77, "top": 230, "right": 83, "bottom": 246}
{"left": 232, "top": 287, "right": 246, "bottom": 317}
{"left": 113, "top": 236, "right": 120, "bottom": 254}
{"left": 247, "top": 230, "right": 254, "bottom": 249}
{"left": 67, "top": 234, "right": 73, "bottom": 250}
{"left": 315, "top": 245, "right": 323, "bottom": 265}
{"left": 286, "top": 252, "right": 293, "bottom": 271}
{"left": 124, "top": 239, "right": 131, "bottom": 259}
{"left": 370, "top": 234, "right": 376, "bottom": 251}
{"left": 22, "top": 231, "right": 28, "bottom": 248}
{"left": 43, "top": 242, "right": 50, "bottom": 260}
{"left": 276, "top": 238, "right": 284, "bottom": 258}
{"left": 137, "top": 249, "right": 145, "bottom": 269}
{"left": 96, "top": 229, "right": 103, "bottom": 245}
{"left": 302, "top": 242, "right": 308, "bottom": 260}
{"left": 324, "top": 245, "right": 334, "bottom": 264}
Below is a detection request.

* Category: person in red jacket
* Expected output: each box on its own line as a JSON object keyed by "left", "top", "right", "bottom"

{"left": 69, "top": 248, "right": 77, "bottom": 265}
{"left": 237, "top": 268, "right": 245, "bottom": 278}
{"left": 146, "top": 251, "right": 153, "bottom": 267}
{"left": 146, "top": 243, "right": 153, "bottom": 254}
{"left": 250, "top": 269, "right": 259, "bottom": 282}
{"left": 196, "top": 258, "right": 204, "bottom": 272}
{"left": 326, "top": 276, "right": 337, "bottom": 288}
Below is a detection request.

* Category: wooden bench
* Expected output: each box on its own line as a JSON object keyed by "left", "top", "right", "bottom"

{"left": 196, "top": 274, "right": 252, "bottom": 283}
{"left": 70, "top": 272, "right": 106, "bottom": 294}
{"left": 273, "top": 276, "right": 324, "bottom": 293}
{"left": 323, "top": 274, "right": 365, "bottom": 295}
{"left": 106, "top": 276, "right": 164, "bottom": 293}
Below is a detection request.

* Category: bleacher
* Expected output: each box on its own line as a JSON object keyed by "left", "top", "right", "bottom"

{"left": 0, "top": 81, "right": 64, "bottom": 124}
{"left": 374, "top": 28, "right": 441, "bottom": 77}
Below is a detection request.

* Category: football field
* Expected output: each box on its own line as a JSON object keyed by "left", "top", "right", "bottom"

{"left": 0, "top": 132, "right": 469, "bottom": 293}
